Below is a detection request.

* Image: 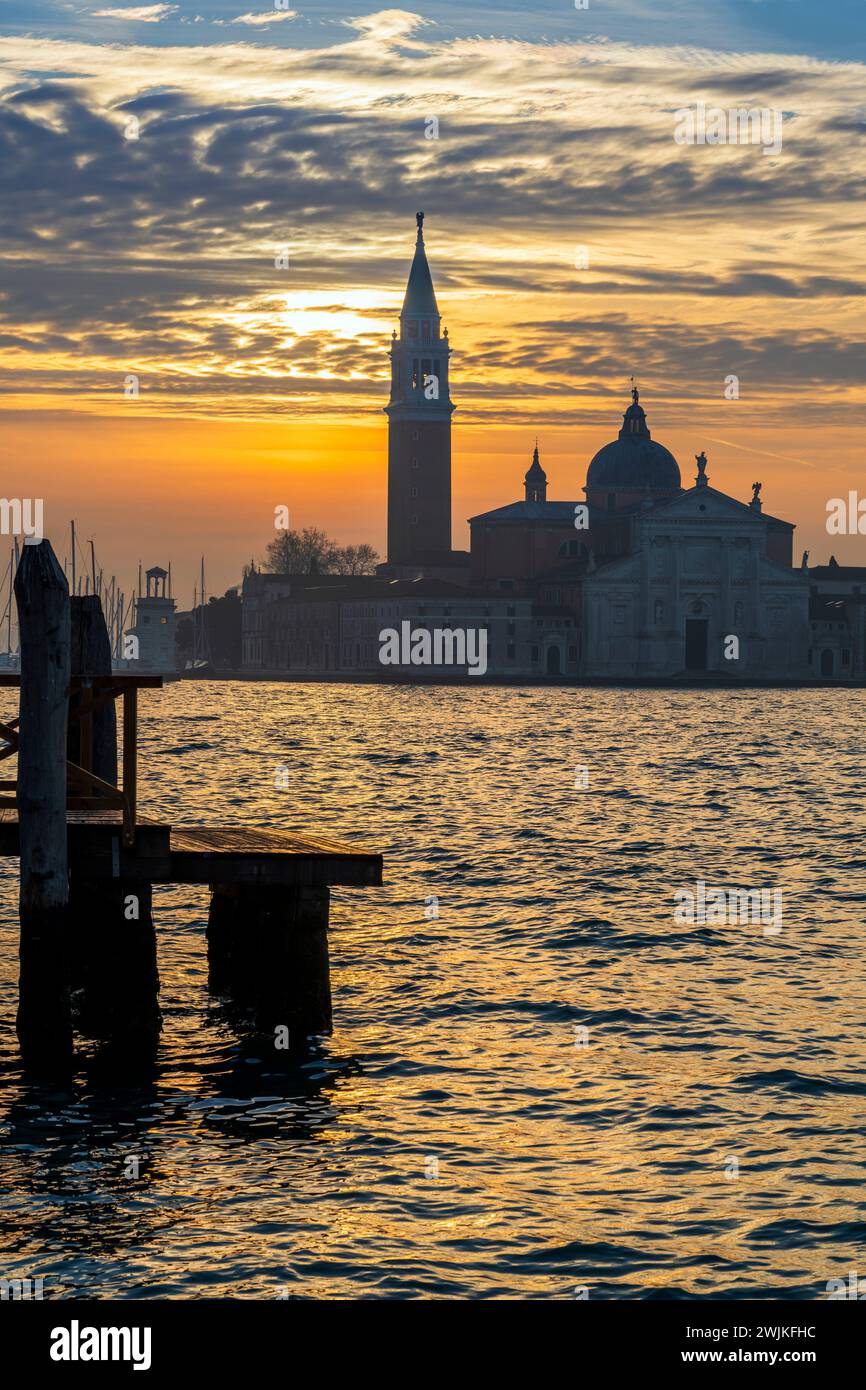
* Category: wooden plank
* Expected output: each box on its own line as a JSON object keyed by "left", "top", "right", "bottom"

{"left": 0, "top": 812, "right": 381, "bottom": 888}
{"left": 0, "top": 814, "right": 171, "bottom": 868}
{"left": 0, "top": 674, "right": 163, "bottom": 688}
{"left": 169, "top": 826, "right": 381, "bottom": 856}
{"left": 169, "top": 853, "right": 381, "bottom": 887}
{"left": 168, "top": 825, "right": 383, "bottom": 887}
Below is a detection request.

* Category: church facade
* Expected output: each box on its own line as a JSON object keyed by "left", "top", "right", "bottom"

{"left": 578, "top": 466, "right": 811, "bottom": 678}
{"left": 468, "top": 391, "right": 811, "bottom": 679}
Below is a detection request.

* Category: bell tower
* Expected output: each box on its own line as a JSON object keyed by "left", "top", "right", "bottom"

{"left": 385, "top": 212, "right": 455, "bottom": 564}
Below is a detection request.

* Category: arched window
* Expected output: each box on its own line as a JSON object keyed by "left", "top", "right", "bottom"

{"left": 654, "top": 600, "right": 663, "bottom": 623}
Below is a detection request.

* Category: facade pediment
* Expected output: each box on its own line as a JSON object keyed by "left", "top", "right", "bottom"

{"left": 584, "top": 553, "right": 641, "bottom": 582}
{"left": 645, "top": 486, "right": 793, "bottom": 530}
{"left": 647, "top": 487, "right": 763, "bottom": 523}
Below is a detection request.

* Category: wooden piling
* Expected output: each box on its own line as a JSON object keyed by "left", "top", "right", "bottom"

{"left": 207, "top": 884, "right": 332, "bottom": 1040}
{"left": 14, "top": 540, "right": 73, "bottom": 1070}
{"left": 67, "top": 595, "right": 161, "bottom": 1048}
{"left": 69, "top": 595, "right": 116, "bottom": 785}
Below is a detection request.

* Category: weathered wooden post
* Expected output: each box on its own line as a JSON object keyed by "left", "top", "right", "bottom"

{"left": 68, "top": 595, "right": 116, "bottom": 783}
{"left": 207, "top": 884, "right": 332, "bottom": 1042}
{"left": 14, "top": 540, "right": 73, "bottom": 1071}
{"left": 67, "top": 595, "right": 161, "bottom": 1050}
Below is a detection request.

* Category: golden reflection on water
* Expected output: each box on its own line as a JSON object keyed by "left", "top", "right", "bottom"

{"left": 1, "top": 683, "right": 865, "bottom": 1298}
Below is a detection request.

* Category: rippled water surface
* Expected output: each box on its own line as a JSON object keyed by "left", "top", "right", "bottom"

{"left": 2, "top": 682, "right": 865, "bottom": 1299}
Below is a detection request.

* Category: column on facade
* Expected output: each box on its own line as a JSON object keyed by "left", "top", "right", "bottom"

{"left": 720, "top": 532, "right": 732, "bottom": 673}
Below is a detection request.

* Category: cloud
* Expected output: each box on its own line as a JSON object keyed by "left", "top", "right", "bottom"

{"left": 91, "top": 4, "right": 177, "bottom": 20}
{"left": 230, "top": 10, "right": 297, "bottom": 25}
{"left": 0, "top": 18, "right": 863, "bottom": 427}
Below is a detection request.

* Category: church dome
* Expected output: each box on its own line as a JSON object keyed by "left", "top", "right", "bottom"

{"left": 586, "top": 389, "right": 680, "bottom": 493}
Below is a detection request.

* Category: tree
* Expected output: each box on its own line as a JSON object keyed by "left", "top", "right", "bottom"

{"left": 332, "top": 543, "right": 379, "bottom": 576}
{"left": 263, "top": 527, "right": 339, "bottom": 574}
{"left": 262, "top": 527, "right": 378, "bottom": 576}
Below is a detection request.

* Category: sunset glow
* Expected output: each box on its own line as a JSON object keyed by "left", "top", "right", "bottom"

{"left": 1, "top": 4, "right": 864, "bottom": 594}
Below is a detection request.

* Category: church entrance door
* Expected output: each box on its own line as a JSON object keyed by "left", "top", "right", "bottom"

{"left": 820, "top": 648, "right": 834, "bottom": 677}
{"left": 546, "top": 645, "right": 562, "bottom": 676}
{"left": 685, "top": 619, "right": 708, "bottom": 671}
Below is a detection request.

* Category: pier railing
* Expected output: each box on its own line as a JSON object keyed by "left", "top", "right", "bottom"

{"left": 0, "top": 673, "right": 162, "bottom": 848}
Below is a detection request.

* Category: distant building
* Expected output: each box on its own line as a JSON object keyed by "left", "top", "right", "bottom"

{"left": 127, "top": 565, "right": 176, "bottom": 673}
{"left": 807, "top": 560, "right": 866, "bottom": 677}
{"left": 241, "top": 569, "right": 546, "bottom": 676}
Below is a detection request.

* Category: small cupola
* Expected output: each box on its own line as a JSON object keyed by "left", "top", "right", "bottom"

{"left": 524, "top": 442, "right": 547, "bottom": 502}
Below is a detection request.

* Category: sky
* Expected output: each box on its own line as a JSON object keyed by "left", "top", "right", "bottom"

{"left": 0, "top": 1, "right": 864, "bottom": 604}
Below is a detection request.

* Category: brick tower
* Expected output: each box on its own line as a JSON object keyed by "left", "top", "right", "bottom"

{"left": 385, "top": 211, "right": 455, "bottom": 565}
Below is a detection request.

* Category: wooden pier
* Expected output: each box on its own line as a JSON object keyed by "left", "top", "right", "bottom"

{"left": 0, "top": 541, "right": 382, "bottom": 1073}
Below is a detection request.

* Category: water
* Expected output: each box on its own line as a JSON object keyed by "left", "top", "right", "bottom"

{"left": 1, "top": 682, "right": 865, "bottom": 1299}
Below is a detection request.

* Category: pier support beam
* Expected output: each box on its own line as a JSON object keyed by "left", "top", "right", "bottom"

{"left": 70, "top": 878, "right": 161, "bottom": 1049}
{"left": 207, "top": 884, "right": 332, "bottom": 1040}
{"left": 14, "top": 541, "right": 73, "bottom": 1071}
